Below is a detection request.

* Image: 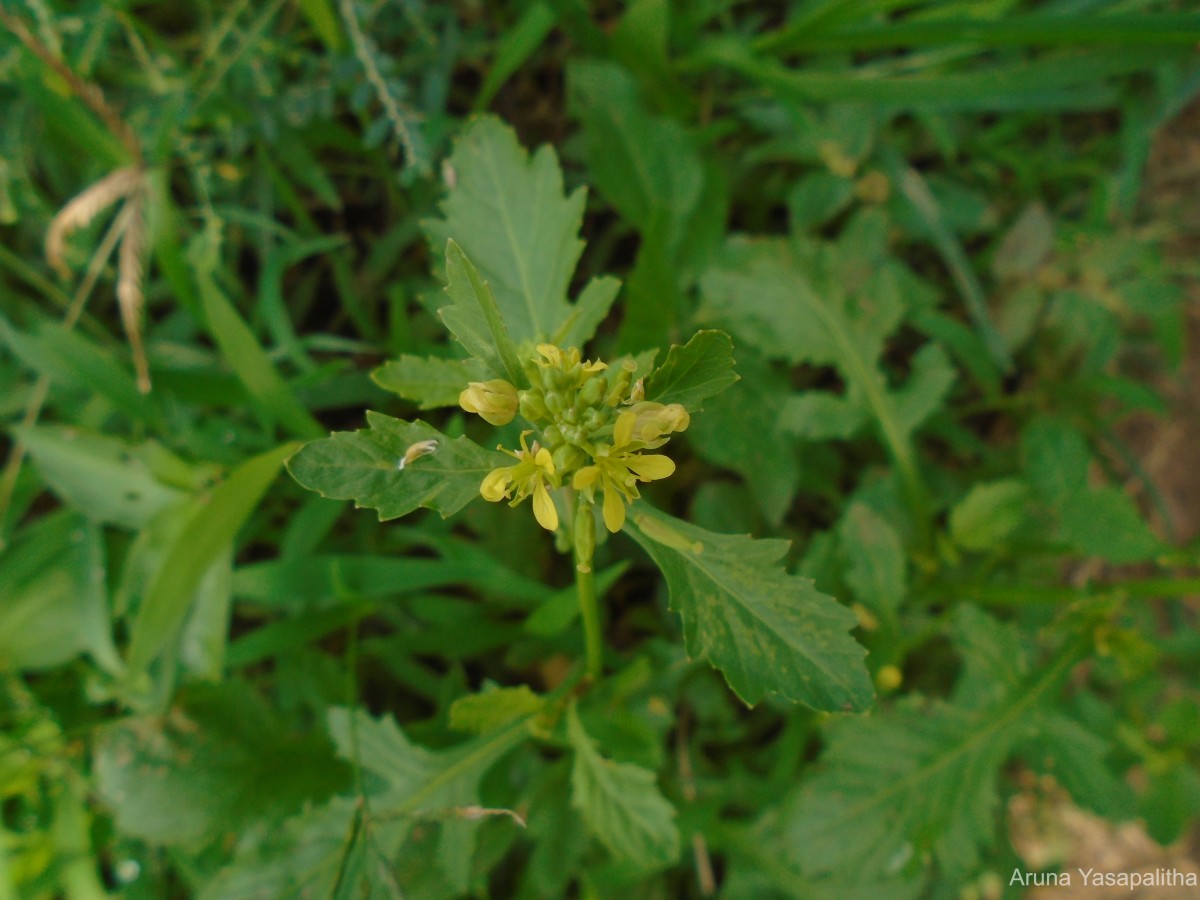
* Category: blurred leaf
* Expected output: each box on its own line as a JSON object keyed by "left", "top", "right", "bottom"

{"left": 327, "top": 707, "right": 529, "bottom": 891}
{"left": 992, "top": 202, "right": 1054, "bottom": 280}
{"left": 476, "top": 2, "right": 557, "bottom": 109}
{"left": 781, "top": 391, "right": 867, "bottom": 440}
{"left": 645, "top": 330, "right": 738, "bottom": 410}
{"left": 94, "top": 684, "right": 347, "bottom": 846}
{"left": 567, "top": 704, "right": 679, "bottom": 869}
{"left": 1022, "top": 419, "right": 1090, "bottom": 502}
{"left": 789, "top": 171, "right": 855, "bottom": 231}
{"left": 127, "top": 443, "right": 296, "bottom": 674}
{"left": 625, "top": 504, "right": 872, "bottom": 711}
{"left": 0, "top": 512, "right": 118, "bottom": 672}
{"left": 202, "top": 796, "right": 405, "bottom": 900}
{"left": 450, "top": 686, "right": 544, "bottom": 734}
{"left": 287, "top": 414, "right": 506, "bottom": 521}
{"left": 838, "top": 502, "right": 906, "bottom": 616}
{"left": 192, "top": 235, "right": 323, "bottom": 439}
{"left": 786, "top": 641, "right": 1084, "bottom": 890}
{"left": 372, "top": 354, "right": 491, "bottom": 409}
{"left": 1056, "top": 487, "right": 1161, "bottom": 564}
{"left": 14, "top": 425, "right": 188, "bottom": 530}
{"left": 949, "top": 479, "right": 1029, "bottom": 552}
{"left": 687, "top": 350, "right": 797, "bottom": 526}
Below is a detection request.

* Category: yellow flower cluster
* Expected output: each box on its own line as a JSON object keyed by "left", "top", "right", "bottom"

{"left": 459, "top": 344, "right": 689, "bottom": 533}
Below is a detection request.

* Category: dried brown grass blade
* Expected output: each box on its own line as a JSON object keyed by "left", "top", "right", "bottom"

{"left": 116, "top": 188, "right": 151, "bottom": 393}
{"left": 45, "top": 167, "right": 142, "bottom": 277}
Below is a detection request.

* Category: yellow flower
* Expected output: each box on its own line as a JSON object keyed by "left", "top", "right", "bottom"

{"left": 480, "top": 432, "right": 561, "bottom": 531}
{"left": 460, "top": 379, "right": 519, "bottom": 426}
{"left": 571, "top": 401, "right": 689, "bottom": 532}
{"left": 614, "top": 402, "right": 690, "bottom": 449}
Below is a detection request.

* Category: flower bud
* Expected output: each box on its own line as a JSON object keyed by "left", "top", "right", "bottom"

{"left": 544, "top": 391, "right": 566, "bottom": 415}
{"left": 459, "top": 380, "right": 519, "bottom": 426}
{"left": 578, "top": 374, "right": 606, "bottom": 407}
{"left": 542, "top": 424, "right": 564, "bottom": 447}
{"left": 605, "top": 359, "right": 637, "bottom": 406}
{"left": 552, "top": 443, "right": 586, "bottom": 472}
{"left": 562, "top": 406, "right": 579, "bottom": 425}
{"left": 519, "top": 390, "right": 548, "bottom": 422}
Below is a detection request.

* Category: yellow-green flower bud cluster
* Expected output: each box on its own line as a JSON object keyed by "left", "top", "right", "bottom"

{"left": 460, "top": 343, "right": 689, "bottom": 533}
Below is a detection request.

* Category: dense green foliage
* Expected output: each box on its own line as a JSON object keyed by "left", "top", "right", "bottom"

{"left": 2, "top": 1, "right": 1199, "bottom": 897}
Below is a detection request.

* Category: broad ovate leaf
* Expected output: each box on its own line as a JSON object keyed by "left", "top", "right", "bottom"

{"left": 625, "top": 504, "right": 872, "bottom": 711}
{"left": 287, "top": 413, "right": 507, "bottom": 521}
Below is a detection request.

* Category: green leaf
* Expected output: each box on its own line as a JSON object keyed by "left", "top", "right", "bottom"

{"left": 781, "top": 391, "right": 868, "bottom": 440}
{"left": 699, "top": 237, "right": 931, "bottom": 538}
{"left": 786, "top": 641, "right": 1085, "bottom": 889}
{"left": 424, "top": 116, "right": 587, "bottom": 343}
{"left": 645, "top": 330, "right": 739, "bottom": 410}
{"left": 1057, "top": 486, "right": 1161, "bottom": 564}
{"left": 94, "top": 684, "right": 347, "bottom": 846}
{"left": 788, "top": 171, "right": 855, "bottom": 231}
{"left": 439, "top": 239, "right": 526, "bottom": 386}
{"left": 625, "top": 504, "right": 872, "bottom": 711}
{"left": 891, "top": 343, "right": 956, "bottom": 438}
{"left": 326, "top": 707, "right": 529, "bottom": 892}
{"left": 0, "top": 512, "right": 119, "bottom": 672}
{"left": 567, "top": 60, "right": 703, "bottom": 238}
{"left": 686, "top": 350, "right": 798, "bottom": 526}
{"left": 371, "top": 354, "right": 490, "bottom": 409}
{"left": 1022, "top": 418, "right": 1090, "bottom": 501}
{"left": 13, "top": 425, "right": 188, "bottom": 530}
{"left": 0, "top": 318, "right": 159, "bottom": 425}
{"left": 192, "top": 235, "right": 323, "bottom": 439}
{"left": 551, "top": 274, "right": 621, "bottom": 349}
{"left": 450, "top": 686, "right": 544, "bottom": 734}
{"left": 948, "top": 479, "right": 1030, "bottom": 552}
{"left": 126, "top": 443, "right": 296, "bottom": 674}
{"left": 838, "top": 502, "right": 906, "bottom": 616}
{"left": 201, "top": 796, "right": 406, "bottom": 900}
{"left": 567, "top": 705, "right": 679, "bottom": 869}
{"left": 287, "top": 414, "right": 506, "bottom": 521}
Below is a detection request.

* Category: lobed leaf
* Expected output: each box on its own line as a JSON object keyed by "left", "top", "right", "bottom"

{"left": 785, "top": 636, "right": 1086, "bottom": 890}
{"left": 287, "top": 413, "right": 507, "bottom": 521}
{"left": 567, "top": 705, "right": 680, "bottom": 869}
{"left": 625, "top": 504, "right": 872, "bottom": 710}
{"left": 645, "top": 329, "right": 739, "bottom": 410}
{"left": 372, "top": 353, "right": 491, "bottom": 409}
{"left": 424, "top": 116, "right": 587, "bottom": 344}
{"left": 439, "top": 239, "right": 526, "bottom": 385}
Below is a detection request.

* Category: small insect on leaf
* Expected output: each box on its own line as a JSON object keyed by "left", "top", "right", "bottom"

{"left": 398, "top": 439, "right": 439, "bottom": 470}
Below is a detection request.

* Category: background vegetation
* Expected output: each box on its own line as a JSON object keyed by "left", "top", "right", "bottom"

{"left": 1, "top": 0, "right": 1199, "bottom": 897}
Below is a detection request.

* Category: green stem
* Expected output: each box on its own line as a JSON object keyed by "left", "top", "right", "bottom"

{"left": 572, "top": 498, "right": 603, "bottom": 678}
{"left": 576, "top": 563, "right": 602, "bottom": 678}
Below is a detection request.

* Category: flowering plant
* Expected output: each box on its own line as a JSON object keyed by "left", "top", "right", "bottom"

{"left": 289, "top": 118, "right": 872, "bottom": 702}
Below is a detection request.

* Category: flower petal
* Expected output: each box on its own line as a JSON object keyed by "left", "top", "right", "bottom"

{"left": 625, "top": 454, "right": 675, "bottom": 482}
{"left": 614, "top": 410, "right": 635, "bottom": 448}
{"left": 480, "top": 468, "right": 513, "bottom": 502}
{"left": 602, "top": 487, "right": 626, "bottom": 533}
{"left": 573, "top": 465, "right": 600, "bottom": 491}
{"left": 532, "top": 480, "right": 559, "bottom": 531}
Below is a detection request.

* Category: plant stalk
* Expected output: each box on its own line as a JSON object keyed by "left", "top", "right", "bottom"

{"left": 572, "top": 498, "right": 603, "bottom": 678}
